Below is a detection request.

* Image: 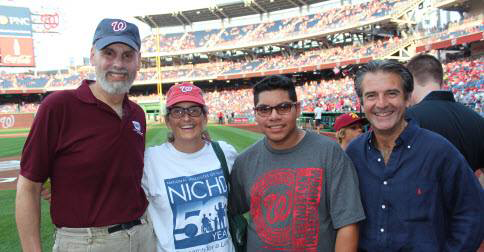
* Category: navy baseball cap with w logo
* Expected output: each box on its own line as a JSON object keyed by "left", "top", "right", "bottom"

{"left": 92, "top": 18, "right": 141, "bottom": 51}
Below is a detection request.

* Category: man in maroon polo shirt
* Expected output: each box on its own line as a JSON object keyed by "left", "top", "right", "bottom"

{"left": 15, "top": 18, "right": 156, "bottom": 252}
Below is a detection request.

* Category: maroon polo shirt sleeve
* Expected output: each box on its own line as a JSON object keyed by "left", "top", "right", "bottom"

{"left": 20, "top": 92, "right": 64, "bottom": 182}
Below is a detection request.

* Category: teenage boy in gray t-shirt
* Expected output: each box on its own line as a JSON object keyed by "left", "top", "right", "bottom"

{"left": 229, "top": 75, "right": 365, "bottom": 251}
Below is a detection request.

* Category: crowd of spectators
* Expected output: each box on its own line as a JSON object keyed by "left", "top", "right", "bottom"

{"left": 141, "top": 0, "right": 410, "bottom": 54}
{"left": 1, "top": 56, "right": 482, "bottom": 116}
{"left": 130, "top": 53, "right": 484, "bottom": 119}
{"left": 141, "top": 2, "right": 483, "bottom": 57}
{"left": 0, "top": 103, "right": 39, "bottom": 113}
{"left": 0, "top": 70, "right": 94, "bottom": 90}
{"left": 49, "top": 72, "right": 95, "bottom": 89}
{"left": 200, "top": 76, "right": 362, "bottom": 121}
{"left": 3, "top": 12, "right": 481, "bottom": 89}
{"left": 14, "top": 74, "right": 50, "bottom": 89}
{"left": 0, "top": 74, "right": 15, "bottom": 89}
{"left": 445, "top": 56, "right": 484, "bottom": 113}
{"left": 136, "top": 36, "right": 405, "bottom": 83}
{"left": 417, "top": 14, "right": 484, "bottom": 46}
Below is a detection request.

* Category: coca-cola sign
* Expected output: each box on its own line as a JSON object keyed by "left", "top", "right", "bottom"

{"left": 0, "top": 36, "right": 35, "bottom": 66}
{"left": 3, "top": 54, "right": 32, "bottom": 64}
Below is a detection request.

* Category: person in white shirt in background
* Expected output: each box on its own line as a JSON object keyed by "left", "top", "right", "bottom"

{"left": 314, "top": 102, "right": 323, "bottom": 133}
{"left": 142, "top": 82, "right": 237, "bottom": 252}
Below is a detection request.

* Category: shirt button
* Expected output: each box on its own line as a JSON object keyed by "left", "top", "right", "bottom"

{"left": 377, "top": 158, "right": 382, "bottom": 162}
{"left": 383, "top": 181, "right": 388, "bottom": 185}
{"left": 380, "top": 228, "right": 385, "bottom": 233}
{"left": 381, "top": 204, "right": 386, "bottom": 209}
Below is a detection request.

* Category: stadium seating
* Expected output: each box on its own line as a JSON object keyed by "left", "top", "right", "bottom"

{"left": 0, "top": 76, "right": 14, "bottom": 89}
{"left": 136, "top": 37, "right": 404, "bottom": 82}
{"left": 445, "top": 56, "right": 484, "bottom": 112}
{"left": 16, "top": 75, "right": 49, "bottom": 88}
{"left": 0, "top": 103, "right": 39, "bottom": 113}
{"left": 141, "top": 0, "right": 411, "bottom": 54}
{"left": 417, "top": 14, "right": 484, "bottom": 46}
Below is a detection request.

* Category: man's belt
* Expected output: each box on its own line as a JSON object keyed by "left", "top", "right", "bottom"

{"left": 107, "top": 219, "right": 142, "bottom": 234}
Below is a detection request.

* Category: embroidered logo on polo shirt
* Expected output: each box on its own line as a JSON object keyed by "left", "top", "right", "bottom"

{"left": 132, "top": 121, "right": 143, "bottom": 136}
{"left": 416, "top": 187, "right": 422, "bottom": 196}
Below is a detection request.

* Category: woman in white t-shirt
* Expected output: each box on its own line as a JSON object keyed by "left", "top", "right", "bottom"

{"left": 142, "top": 82, "right": 237, "bottom": 252}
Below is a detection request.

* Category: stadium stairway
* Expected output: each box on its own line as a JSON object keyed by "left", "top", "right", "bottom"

{"left": 379, "top": 37, "right": 417, "bottom": 61}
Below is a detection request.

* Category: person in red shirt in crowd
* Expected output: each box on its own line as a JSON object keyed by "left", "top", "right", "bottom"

{"left": 217, "top": 111, "right": 224, "bottom": 124}
{"left": 15, "top": 19, "right": 156, "bottom": 252}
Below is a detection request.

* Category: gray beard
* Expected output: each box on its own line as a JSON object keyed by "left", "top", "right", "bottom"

{"left": 96, "top": 69, "right": 135, "bottom": 95}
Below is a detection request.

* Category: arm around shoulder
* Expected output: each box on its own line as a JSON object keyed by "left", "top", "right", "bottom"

{"left": 15, "top": 175, "right": 43, "bottom": 252}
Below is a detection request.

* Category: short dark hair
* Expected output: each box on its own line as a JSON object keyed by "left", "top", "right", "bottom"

{"left": 253, "top": 75, "right": 297, "bottom": 105}
{"left": 354, "top": 60, "right": 414, "bottom": 102}
{"left": 406, "top": 54, "right": 444, "bottom": 87}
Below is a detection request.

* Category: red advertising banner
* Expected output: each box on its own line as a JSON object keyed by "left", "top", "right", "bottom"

{"left": 416, "top": 32, "right": 484, "bottom": 53}
{"left": 0, "top": 36, "right": 35, "bottom": 66}
{"left": 233, "top": 117, "right": 249, "bottom": 123}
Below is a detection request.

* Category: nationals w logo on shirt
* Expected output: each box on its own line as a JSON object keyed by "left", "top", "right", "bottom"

{"left": 250, "top": 168, "right": 323, "bottom": 250}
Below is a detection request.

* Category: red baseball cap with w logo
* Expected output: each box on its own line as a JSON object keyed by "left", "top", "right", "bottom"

{"left": 92, "top": 18, "right": 141, "bottom": 51}
{"left": 166, "top": 82, "right": 206, "bottom": 107}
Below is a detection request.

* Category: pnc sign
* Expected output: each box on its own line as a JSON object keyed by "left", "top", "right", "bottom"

{"left": 0, "top": 6, "right": 32, "bottom": 36}
{"left": 0, "top": 15, "right": 30, "bottom": 25}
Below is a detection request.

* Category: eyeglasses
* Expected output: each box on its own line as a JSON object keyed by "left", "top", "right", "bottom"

{"left": 254, "top": 102, "right": 298, "bottom": 117}
{"left": 168, "top": 106, "right": 204, "bottom": 118}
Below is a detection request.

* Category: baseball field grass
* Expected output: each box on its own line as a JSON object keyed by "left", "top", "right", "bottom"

{"left": 0, "top": 128, "right": 30, "bottom": 134}
{"left": 0, "top": 137, "right": 27, "bottom": 158}
{"left": 0, "top": 124, "right": 262, "bottom": 251}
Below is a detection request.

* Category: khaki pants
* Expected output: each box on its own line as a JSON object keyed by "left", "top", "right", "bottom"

{"left": 53, "top": 214, "right": 156, "bottom": 252}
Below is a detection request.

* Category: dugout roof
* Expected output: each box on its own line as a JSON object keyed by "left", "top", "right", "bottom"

{"left": 135, "top": 0, "right": 329, "bottom": 28}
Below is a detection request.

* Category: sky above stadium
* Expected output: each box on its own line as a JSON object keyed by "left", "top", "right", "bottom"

{"left": 1, "top": 0, "right": 241, "bottom": 71}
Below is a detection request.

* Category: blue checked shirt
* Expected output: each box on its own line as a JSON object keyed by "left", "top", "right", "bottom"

{"left": 346, "top": 119, "right": 483, "bottom": 252}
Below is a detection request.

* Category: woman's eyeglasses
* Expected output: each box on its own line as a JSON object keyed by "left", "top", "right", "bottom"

{"left": 254, "top": 102, "right": 298, "bottom": 117}
{"left": 168, "top": 106, "right": 204, "bottom": 118}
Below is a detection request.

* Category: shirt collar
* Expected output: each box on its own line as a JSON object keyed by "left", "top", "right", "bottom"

{"left": 76, "top": 79, "right": 97, "bottom": 104}
{"left": 264, "top": 130, "right": 309, "bottom": 154}
{"left": 422, "top": 90, "right": 455, "bottom": 102}
{"left": 366, "top": 118, "right": 417, "bottom": 149}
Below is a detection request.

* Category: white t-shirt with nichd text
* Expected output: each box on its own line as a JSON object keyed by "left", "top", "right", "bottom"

{"left": 142, "top": 141, "right": 237, "bottom": 252}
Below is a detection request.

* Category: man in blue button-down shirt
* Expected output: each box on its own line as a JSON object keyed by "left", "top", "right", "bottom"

{"left": 346, "top": 60, "right": 483, "bottom": 252}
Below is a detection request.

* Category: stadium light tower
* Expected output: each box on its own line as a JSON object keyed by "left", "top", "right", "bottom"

{"left": 155, "top": 27, "right": 165, "bottom": 123}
